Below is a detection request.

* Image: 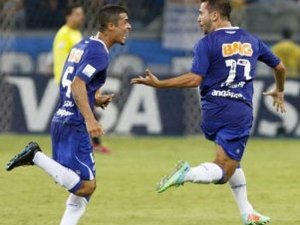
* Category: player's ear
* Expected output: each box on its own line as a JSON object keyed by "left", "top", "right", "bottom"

{"left": 211, "top": 11, "right": 218, "bottom": 22}
{"left": 107, "top": 22, "right": 115, "bottom": 31}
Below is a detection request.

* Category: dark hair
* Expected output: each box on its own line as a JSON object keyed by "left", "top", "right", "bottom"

{"left": 99, "top": 5, "right": 128, "bottom": 32}
{"left": 282, "top": 27, "right": 293, "bottom": 39}
{"left": 201, "top": 0, "right": 231, "bottom": 20}
{"left": 65, "top": 3, "right": 82, "bottom": 17}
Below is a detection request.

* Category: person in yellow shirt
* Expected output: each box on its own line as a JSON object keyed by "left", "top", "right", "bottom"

{"left": 53, "top": 3, "right": 111, "bottom": 154}
{"left": 53, "top": 4, "right": 84, "bottom": 84}
{"left": 272, "top": 28, "right": 300, "bottom": 78}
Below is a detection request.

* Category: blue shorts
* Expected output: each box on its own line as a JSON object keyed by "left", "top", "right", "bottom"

{"left": 51, "top": 121, "right": 95, "bottom": 181}
{"left": 201, "top": 99, "right": 253, "bottom": 161}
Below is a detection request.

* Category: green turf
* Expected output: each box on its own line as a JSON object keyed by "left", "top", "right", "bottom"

{"left": 0, "top": 134, "right": 299, "bottom": 225}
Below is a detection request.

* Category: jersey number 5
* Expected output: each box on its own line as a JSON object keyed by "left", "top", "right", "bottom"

{"left": 62, "top": 66, "right": 74, "bottom": 98}
{"left": 225, "top": 59, "right": 251, "bottom": 83}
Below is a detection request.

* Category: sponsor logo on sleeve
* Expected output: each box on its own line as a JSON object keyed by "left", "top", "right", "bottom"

{"left": 82, "top": 64, "right": 96, "bottom": 77}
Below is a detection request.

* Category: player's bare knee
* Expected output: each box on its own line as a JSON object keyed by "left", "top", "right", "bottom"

{"left": 84, "top": 182, "right": 96, "bottom": 195}
{"left": 75, "top": 180, "right": 96, "bottom": 196}
{"left": 214, "top": 157, "right": 238, "bottom": 179}
{"left": 215, "top": 176, "right": 230, "bottom": 185}
{"left": 89, "top": 182, "right": 96, "bottom": 194}
{"left": 212, "top": 161, "right": 236, "bottom": 185}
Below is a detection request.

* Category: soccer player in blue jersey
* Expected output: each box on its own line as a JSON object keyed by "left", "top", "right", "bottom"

{"left": 6, "top": 5, "right": 131, "bottom": 225}
{"left": 131, "top": 0, "right": 285, "bottom": 224}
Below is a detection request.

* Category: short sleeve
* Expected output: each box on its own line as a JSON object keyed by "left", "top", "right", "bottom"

{"left": 76, "top": 52, "right": 108, "bottom": 83}
{"left": 190, "top": 39, "right": 210, "bottom": 77}
{"left": 258, "top": 39, "right": 280, "bottom": 68}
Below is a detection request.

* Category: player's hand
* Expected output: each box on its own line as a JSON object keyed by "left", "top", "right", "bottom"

{"left": 95, "top": 93, "right": 114, "bottom": 109}
{"left": 85, "top": 118, "right": 105, "bottom": 137}
{"left": 131, "top": 69, "right": 161, "bottom": 88}
{"left": 263, "top": 89, "right": 286, "bottom": 113}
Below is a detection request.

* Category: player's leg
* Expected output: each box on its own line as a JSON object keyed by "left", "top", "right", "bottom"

{"left": 215, "top": 126, "right": 270, "bottom": 225}
{"left": 92, "top": 136, "right": 101, "bottom": 148}
{"left": 229, "top": 165, "right": 254, "bottom": 214}
{"left": 31, "top": 147, "right": 96, "bottom": 197}
{"left": 6, "top": 142, "right": 83, "bottom": 193}
{"left": 157, "top": 122, "right": 248, "bottom": 192}
{"left": 92, "top": 136, "right": 111, "bottom": 154}
{"left": 53, "top": 122, "right": 97, "bottom": 225}
{"left": 60, "top": 180, "right": 96, "bottom": 225}
{"left": 59, "top": 193, "right": 88, "bottom": 225}
{"left": 6, "top": 141, "right": 93, "bottom": 225}
{"left": 185, "top": 143, "right": 238, "bottom": 183}
{"left": 214, "top": 134, "right": 270, "bottom": 224}
{"left": 6, "top": 150, "right": 96, "bottom": 197}
{"left": 179, "top": 114, "right": 248, "bottom": 186}
{"left": 229, "top": 166, "right": 270, "bottom": 225}
{"left": 6, "top": 122, "right": 96, "bottom": 225}
{"left": 156, "top": 143, "right": 236, "bottom": 193}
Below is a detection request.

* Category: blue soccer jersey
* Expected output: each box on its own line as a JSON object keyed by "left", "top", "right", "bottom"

{"left": 51, "top": 37, "right": 109, "bottom": 180}
{"left": 52, "top": 37, "right": 109, "bottom": 126}
{"left": 191, "top": 27, "right": 280, "bottom": 107}
{"left": 190, "top": 27, "right": 280, "bottom": 160}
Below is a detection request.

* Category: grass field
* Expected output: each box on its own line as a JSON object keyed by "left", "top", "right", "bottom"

{"left": 0, "top": 134, "right": 299, "bottom": 225}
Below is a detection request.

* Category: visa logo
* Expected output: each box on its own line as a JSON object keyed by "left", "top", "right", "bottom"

{"left": 222, "top": 42, "right": 253, "bottom": 57}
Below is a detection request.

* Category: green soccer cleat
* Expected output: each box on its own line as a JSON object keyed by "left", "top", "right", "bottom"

{"left": 156, "top": 161, "right": 190, "bottom": 193}
{"left": 6, "top": 142, "right": 41, "bottom": 171}
{"left": 242, "top": 211, "right": 270, "bottom": 225}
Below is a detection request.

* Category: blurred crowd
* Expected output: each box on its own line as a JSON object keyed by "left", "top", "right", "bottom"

{"left": 0, "top": 0, "right": 300, "bottom": 30}
{"left": 0, "top": 0, "right": 164, "bottom": 30}
{"left": 0, "top": 0, "right": 299, "bottom": 34}
{"left": 231, "top": 0, "right": 300, "bottom": 30}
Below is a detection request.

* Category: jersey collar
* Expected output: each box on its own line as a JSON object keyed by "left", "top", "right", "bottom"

{"left": 215, "top": 26, "right": 240, "bottom": 31}
{"left": 90, "top": 35, "right": 109, "bottom": 53}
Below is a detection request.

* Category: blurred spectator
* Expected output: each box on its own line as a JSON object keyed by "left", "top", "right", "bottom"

{"left": 272, "top": 28, "right": 300, "bottom": 77}
{"left": 83, "top": 0, "right": 164, "bottom": 32}
{"left": 245, "top": 0, "right": 300, "bottom": 34}
{"left": 293, "top": 0, "right": 300, "bottom": 5}
{"left": 52, "top": 3, "right": 84, "bottom": 83}
{"left": 125, "top": 0, "right": 164, "bottom": 28}
{"left": 26, "top": 0, "right": 66, "bottom": 29}
{"left": 83, "top": 0, "right": 105, "bottom": 33}
{"left": 231, "top": 0, "right": 246, "bottom": 27}
{"left": 0, "top": 0, "right": 26, "bottom": 30}
{"left": 3, "top": 0, "right": 163, "bottom": 31}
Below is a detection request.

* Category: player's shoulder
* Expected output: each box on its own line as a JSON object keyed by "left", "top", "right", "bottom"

{"left": 55, "top": 25, "right": 81, "bottom": 38}
{"left": 237, "top": 27, "right": 262, "bottom": 42}
{"left": 54, "top": 26, "right": 72, "bottom": 44}
{"left": 85, "top": 37, "right": 109, "bottom": 55}
{"left": 75, "top": 37, "right": 109, "bottom": 63}
{"left": 55, "top": 25, "right": 70, "bottom": 37}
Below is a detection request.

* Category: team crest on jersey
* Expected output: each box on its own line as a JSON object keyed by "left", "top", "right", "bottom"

{"left": 82, "top": 64, "right": 96, "bottom": 77}
{"left": 222, "top": 42, "right": 253, "bottom": 57}
{"left": 68, "top": 48, "right": 84, "bottom": 63}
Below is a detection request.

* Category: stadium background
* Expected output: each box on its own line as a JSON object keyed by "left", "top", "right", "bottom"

{"left": 0, "top": 0, "right": 299, "bottom": 137}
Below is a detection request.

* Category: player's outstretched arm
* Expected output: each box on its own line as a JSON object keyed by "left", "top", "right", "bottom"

{"left": 263, "top": 62, "right": 286, "bottom": 113}
{"left": 131, "top": 69, "right": 203, "bottom": 88}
